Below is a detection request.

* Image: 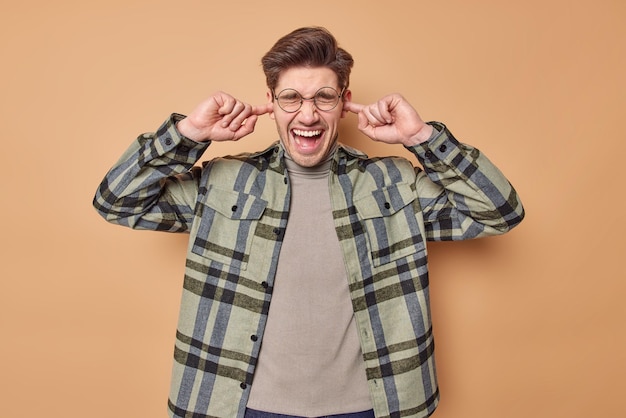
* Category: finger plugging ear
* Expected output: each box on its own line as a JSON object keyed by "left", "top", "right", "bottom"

{"left": 343, "top": 101, "right": 364, "bottom": 114}
{"left": 252, "top": 102, "right": 273, "bottom": 116}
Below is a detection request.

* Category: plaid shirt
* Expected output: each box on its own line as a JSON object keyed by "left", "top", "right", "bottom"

{"left": 94, "top": 114, "right": 524, "bottom": 418}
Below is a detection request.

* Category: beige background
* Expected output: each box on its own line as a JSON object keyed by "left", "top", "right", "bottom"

{"left": 1, "top": 0, "right": 624, "bottom": 417}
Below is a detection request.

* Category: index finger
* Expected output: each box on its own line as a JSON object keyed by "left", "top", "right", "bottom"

{"left": 252, "top": 102, "right": 273, "bottom": 116}
{"left": 343, "top": 101, "right": 365, "bottom": 114}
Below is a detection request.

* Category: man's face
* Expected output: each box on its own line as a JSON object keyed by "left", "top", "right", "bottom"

{"left": 268, "top": 66, "right": 351, "bottom": 167}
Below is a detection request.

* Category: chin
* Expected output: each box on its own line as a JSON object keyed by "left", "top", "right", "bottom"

{"left": 292, "top": 154, "right": 324, "bottom": 168}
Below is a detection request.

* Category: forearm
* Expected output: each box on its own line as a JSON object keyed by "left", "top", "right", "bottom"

{"left": 409, "top": 122, "right": 525, "bottom": 240}
{"left": 93, "top": 114, "right": 209, "bottom": 231}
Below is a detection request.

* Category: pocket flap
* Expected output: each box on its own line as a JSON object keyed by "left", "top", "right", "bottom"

{"left": 205, "top": 186, "right": 267, "bottom": 220}
{"left": 355, "top": 183, "right": 416, "bottom": 219}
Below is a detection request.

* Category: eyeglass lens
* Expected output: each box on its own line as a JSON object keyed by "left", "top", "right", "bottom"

{"left": 276, "top": 87, "right": 341, "bottom": 112}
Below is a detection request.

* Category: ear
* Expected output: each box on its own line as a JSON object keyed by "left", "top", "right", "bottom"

{"left": 341, "top": 89, "right": 352, "bottom": 118}
{"left": 266, "top": 90, "right": 275, "bottom": 120}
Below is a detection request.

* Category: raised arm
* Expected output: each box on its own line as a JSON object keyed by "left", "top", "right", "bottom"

{"left": 344, "top": 94, "right": 524, "bottom": 240}
{"left": 93, "top": 92, "right": 271, "bottom": 232}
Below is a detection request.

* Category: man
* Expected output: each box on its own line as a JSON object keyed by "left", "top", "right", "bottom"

{"left": 94, "top": 27, "right": 524, "bottom": 418}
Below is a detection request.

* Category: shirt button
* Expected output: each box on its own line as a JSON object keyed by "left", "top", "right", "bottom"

{"left": 438, "top": 144, "right": 447, "bottom": 152}
{"left": 240, "top": 382, "right": 247, "bottom": 390}
{"left": 261, "top": 281, "right": 269, "bottom": 289}
{"left": 165, "top": 137, "right": 172, "bottom": 146}
{"left": 250, "top": 335, "right": 258, "bottom": 342}
{"left": 384, "top": 202, "right": 391, "bottom": 209}
{"left": 231, "top": 205, "right": 238, "bottom": 212}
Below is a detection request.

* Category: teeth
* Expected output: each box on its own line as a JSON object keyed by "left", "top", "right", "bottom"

{"left": 293, "top": 129, "right": 322, "bottom": 138}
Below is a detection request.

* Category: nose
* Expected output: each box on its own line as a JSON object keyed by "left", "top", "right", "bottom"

{"left": 298, "top": 99, "right": 319, "bottom": 123}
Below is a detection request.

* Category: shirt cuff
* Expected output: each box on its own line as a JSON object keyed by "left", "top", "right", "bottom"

{"left": 155, "top": 113, "right": 210, "bottom": 157}
{"left": 410, "top": 121, "right": 462, "bottom": 167}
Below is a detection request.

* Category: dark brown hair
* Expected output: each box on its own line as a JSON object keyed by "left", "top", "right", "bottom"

{"left": 261, "top": 27, "right": 354, "bottom": 91}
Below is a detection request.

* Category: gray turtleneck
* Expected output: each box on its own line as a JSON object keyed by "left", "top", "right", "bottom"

{"left": 246, "top": 147, "right": 372, "bottom": 416}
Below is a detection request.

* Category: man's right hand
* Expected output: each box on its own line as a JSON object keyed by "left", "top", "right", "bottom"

{"left": 176, "top": 91, "right": 272, "bottom": 142}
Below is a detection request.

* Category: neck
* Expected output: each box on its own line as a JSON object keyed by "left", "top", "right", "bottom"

{"left": 283, "top": 143, "right": 337, "bottom": 177}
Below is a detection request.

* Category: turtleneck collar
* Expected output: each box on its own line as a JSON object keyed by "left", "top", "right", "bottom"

{"left": 283, "top": 142, "right": 338, "bottom": 178}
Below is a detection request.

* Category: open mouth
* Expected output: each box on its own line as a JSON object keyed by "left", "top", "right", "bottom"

{"left": 291, "top": 129, "right": 324, "bottom": 151}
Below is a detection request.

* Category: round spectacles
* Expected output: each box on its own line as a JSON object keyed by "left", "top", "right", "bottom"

{"left": 274, "top": 87, "right": 345, "bottom": 113}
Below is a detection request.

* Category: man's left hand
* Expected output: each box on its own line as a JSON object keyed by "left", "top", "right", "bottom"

{"left": 343, "top": 94, "right": 433, "bottom": 146}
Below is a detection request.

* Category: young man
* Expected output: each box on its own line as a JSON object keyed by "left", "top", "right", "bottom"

{"left": 94, "top": 27, "right": 524, "bottom": 418}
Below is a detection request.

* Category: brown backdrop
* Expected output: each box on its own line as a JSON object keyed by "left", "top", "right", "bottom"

{"left": 1, "top": 1, "right": 624, "bottom": 417}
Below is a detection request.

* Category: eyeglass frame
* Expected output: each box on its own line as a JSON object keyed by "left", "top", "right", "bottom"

{"left": 272, "top": 86, "right": 346, "bottom": 113}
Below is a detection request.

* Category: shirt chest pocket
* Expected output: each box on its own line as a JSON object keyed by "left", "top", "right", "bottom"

{"left": 354, "top": 183, "right": 425, "bottom": 267}
{"left": 191, "top": 186, "right": 267, "bottom": 271}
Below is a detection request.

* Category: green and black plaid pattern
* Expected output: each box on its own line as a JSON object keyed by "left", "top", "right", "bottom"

{"left": 94, "top": 116, "right": 524, "bottom": 418}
